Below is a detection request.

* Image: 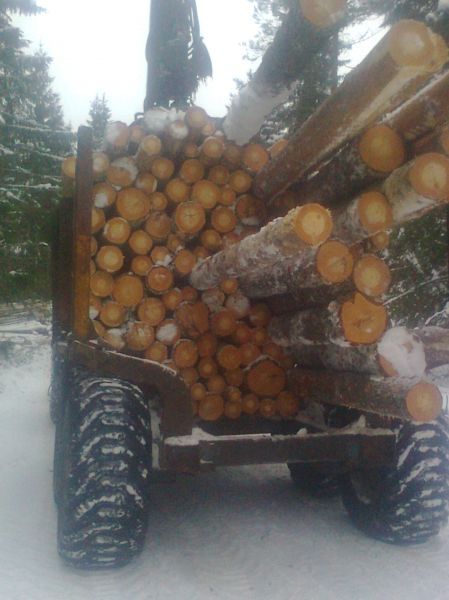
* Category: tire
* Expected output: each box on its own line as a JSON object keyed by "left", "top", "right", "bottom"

{"left": 287, "top": 463, "right": 341, "bottom": 497}
{"left": 342, "top": 416, "right": 449, "bottom": 545}
{"left": 56, "top": 369, "right": 152, "bottom": 568}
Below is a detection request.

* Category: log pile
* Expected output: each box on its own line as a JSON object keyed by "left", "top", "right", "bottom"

{"left": 188, "top": 17, "right": 449, "bottom": 424}
{"left": 62, "top": 106, "right": 297, "bottom": 422}
{"left": 62, "top": 11, "right": 449, "bottom": 426}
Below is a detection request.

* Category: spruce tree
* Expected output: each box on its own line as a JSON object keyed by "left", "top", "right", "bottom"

{"left": 87, "top": 94, "right": 111, "bottom": 149}
{"left": 0, "top": 2, "right": 74, "bottom": 302}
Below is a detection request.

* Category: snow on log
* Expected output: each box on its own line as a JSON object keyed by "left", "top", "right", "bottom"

{"left": 289, "top": 367, "right": 443, "bottom": 422}
{"left": 222, "top": 2, "right": 347, "bottom": 144}
{"left": 279, "top": 69, "right": 449, "bottom": 213}
{"left": 190, "top": 204, "right": 333, "bottom": 290}
{"left": 239, "top": 239, "right": 356, "bottom": 299}
{"left": 253, "top": 20, "right": 448, "bottom": 202}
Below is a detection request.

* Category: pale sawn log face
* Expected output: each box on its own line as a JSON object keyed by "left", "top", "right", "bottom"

{"left": 254, "top": 20, "right": 448, "bottom": 203}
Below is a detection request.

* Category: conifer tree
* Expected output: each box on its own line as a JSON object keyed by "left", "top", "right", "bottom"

{"left": 87, "top": 94, "right": 111, "bottom": 149}
{"left": 0, "top": 2, "right": 74, "bottom": 301}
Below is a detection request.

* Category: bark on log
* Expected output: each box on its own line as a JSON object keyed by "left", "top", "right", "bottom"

{"left": 289, "top": 367, "right": 443, "bottom": 422}
{"left": 269, "top": 293, "right": 388, "bottom": 347}
{"left": 222, "top": 2, "right": 346, "bottom": 144}
{"left": 190, "top": 204, "right": 332, "bottom": 290}
{"left": 253, "top": 20, "right": 448, "bottom": 202}
{"left": 281, "top": 70, "right": 449, "bottom": 214}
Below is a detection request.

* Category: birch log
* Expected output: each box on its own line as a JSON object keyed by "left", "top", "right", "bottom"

{"left": 253, "top": 20, "right": 448, "bottom": 202}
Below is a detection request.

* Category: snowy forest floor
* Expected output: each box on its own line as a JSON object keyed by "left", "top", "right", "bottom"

{"left": 1, "top": 314, "right": 449, "bottom": 600}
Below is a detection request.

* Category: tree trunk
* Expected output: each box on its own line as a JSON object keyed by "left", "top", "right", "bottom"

{"left": 289, "top": 367, "right": 443, "bottom": 422}
{"left": 253, "top": 20, "right": 448, "bottom": 202}
{"left": 222, "top": 2, "right": 346, "bottom": 145}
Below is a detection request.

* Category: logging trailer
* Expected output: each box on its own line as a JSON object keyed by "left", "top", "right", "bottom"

{"left": 52, "top": 0, "right": 449, "bottom": 569}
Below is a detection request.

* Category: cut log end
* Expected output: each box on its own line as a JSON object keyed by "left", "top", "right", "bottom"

{"left": 353, "top": 255, "right": 391, "bottom": 297}
{"left": 199, "top": 394, "right": 224, "bottom": 421}
{"left": 175, "top": 202, "right": 206, "bottom": 235}
{"left": 126, "top": 321, "right": 155, "bottom": 351}
{"left": 293, "top": 204, "right": 333, "bottom": 246}
{"left": 341, "top": 292, "right": 388, "bottom": 345}
{"left": 95, "top": 245, "right": 124, "bottom": 273}
{"left": 246, "top": 359, "right": 286, "bottom": 397}
{"left": 409, "top": 153, "right": 449, "bottom": 201}
{"left": 358, "top": 191, "right": 393, "bottom": 233}
{"left": 406, "top": 382, "right": 443, "bottom": 423}
{"left": 388, "top": 20, "right": 448, "bottom": 69}
{"left": 103, "top": 217, "right": 131, "bottom": 245}
{"left": 316, "top": 240, "right": 354, "bottom": 283}
{"left": 146, "top": 266, "right": 174, "bottom": 295}
{"left": 137, "top": 297, "right": 166, "bottom": 326}
{"left": 299, "top": 0, "right": 347, "bottom": 29}
{"left": 242, "top": 143, "right": 270, "bottom": 173}
{"left": 358, "top": 125, "right": 406, "bottom": 173}
{"left": 117, "top": 188, "right": 150, "bottom": 222}
{"left": 112, "top": 274, "right": 144, "bottom": 308}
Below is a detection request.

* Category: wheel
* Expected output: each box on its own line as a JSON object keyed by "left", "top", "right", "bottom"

{"left": 287, "top": 463, "right": 341, "bottom": 497}
{"left": 55, "top": 369, "right": 152, "bottom": 568}
{"left": 341, "top": 416, "right": 449, "bottom": 544}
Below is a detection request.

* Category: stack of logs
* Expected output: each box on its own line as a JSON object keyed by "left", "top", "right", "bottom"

{"left": 62, "top": 106, "right": 299, "bottom": 422}
{"left": 189, "top": 16, "right": 449, "bottom": 424}
{"left": 62, "top": 10, "right": 449, "bottom": 425}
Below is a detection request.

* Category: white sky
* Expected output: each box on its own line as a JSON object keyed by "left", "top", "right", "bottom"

{"left": 14, "top": 0, "right": 259, "bottom": 128}
{"left": 14, "top": 1, "right": 385, "bottom": 130}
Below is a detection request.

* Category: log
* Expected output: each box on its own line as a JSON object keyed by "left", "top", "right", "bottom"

{"left": 99, "top": 301, "right": 126, "bottom": 328}
{"left": 107, "top": 157, "right": 138, "bottom": 188}
{"left": 174, "top": 249, "right": 197, "bottom": 276}
{"left": 208, "top": 165, "right": 230, "bottom": 186}
{"left": 104, "top": 121, "right": 130, "bottom": 154}
{"left": 165, "top": 177, "right": 190, "bottom": 204}
{"left": 190, "top": 204, "right": 333, "bottom": 290}
{"left": 131, "top": 255, "right": 153, "bottom": 276}
{"left": 172, "top": 339, "right": 199, "bottom": 369}
{"left": 239, "top": 239, "right": 355, "bottom": 300}
{"left": 144, "top": 340, "right": 168, "bottom": 363}
{"left": 92, "top": 182, "right": 116, "bottom": 209}
{"left": 136, "top": 172, "right": 158, "bottom": 195}
{"left": 146, "top": 266, "right": 174, "bottom": 294}
{"left": 135, "top": 134, "right": 162, "bottom": 171}
{"left": 207, "top": 375, "right": 226, "bottom": 394}
{"left": 216, "top": 345, "right": 242, "bottom": 371}
{"left": 197, "top": 332, "right": 218, "bottom": 358}
{"left": 125, "top": 321, "right": 155, "bottom": 351}
{"left": 95, "top": 245, "right": 124, "bottom": 273}
{"left": 222, "top": 1, "right": 347, "bottom": 144}
{"left": 287, "top": 325, "right": 427, "bottom": 376}
{"left": 151, "top": 156, "right": 175, "bottom": 181}
{"left": 198, "top": 394, "right": 224, "bottom": 421}
{"left": 103, "top": 217, "right": 131, "bottom": 245}
{"left": 144, "top": 211, "right": 172, "bottom": 241}
{"left": 128, "top": 230, "right": 153, "bottom": 255}
{"left": 155, "top": 319, "right": 181, "bottom": 346}
{"left": 246, "top": 359, "right": 286, "bottom": 397}
{"left": 175, "top": 301, "right": 210, "bottom": 338}
{"left": 191, "top": 180, "right": 221, "bottom": 210}
{"left": 211, "top": 206, "right": 238, "bottom": 234}
{"left": 136, "top": 297, "right": 166, "bottom": 328}
{"left": 289, "top": 367, "right": 443, "bottom": 422}
{"left": 91, "top": 207, "right": 105, "bottom": 234}
{"left": 284, "top": 70, "right": 449, "bottom": 213}
{"left": 162, "top": 287, "right": 183, "bottom": 311}
{"left": 269, "top": 293, "right": 388, "bottom": 347}
{"left": 253, "top": 20, "right": 448, "bottom": 202}
{"left": 174, "top": 201, "right": 206, "bottom": 235}
{"left": 151, "top": 246, "right": 172, "bottom": 265}
{"left": 352, "top": 254, "right": 391, "bottom": 298}
{"left": 112, "top": 274, "right": 144, "bottom": 307}
{"left": 92, "top": 152, "right": 110, "bottom": 180}
{"left": 116, "top": 188, "right": 151, "bottom": 222}
{"left": 241, "top": 153, "right": 449, "bottom": 301}
{"left": 179, "top": 158, "right": 205, "bottom": 184}
{"left": 90, "top": 270, "right": 114, "bottom": 298}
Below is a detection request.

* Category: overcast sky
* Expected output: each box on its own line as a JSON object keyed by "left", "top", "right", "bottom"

{"left": 14, "top": 1, "right": 385, "bottom": 130}
{"left": 15, "top": 0, "right": 258, "bottom": 128}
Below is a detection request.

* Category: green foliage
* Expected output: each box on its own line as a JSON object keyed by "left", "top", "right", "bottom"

{"left": 384, "top": 207, "right": 448, "bottom": 327}
{"left": 87, "top": 94, "right": 111, "bottom": 149}
{"left": 0, "top": 3, "right": 74, "bottom": 302}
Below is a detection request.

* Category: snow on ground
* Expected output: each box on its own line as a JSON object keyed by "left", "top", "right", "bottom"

{"left": 1, "top": 322, "right": 449, "bottom": 600}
